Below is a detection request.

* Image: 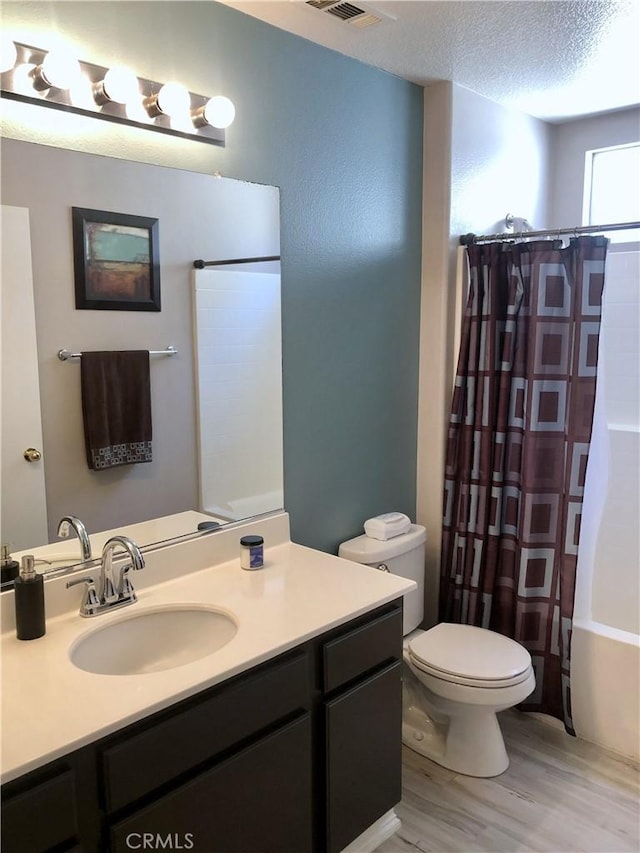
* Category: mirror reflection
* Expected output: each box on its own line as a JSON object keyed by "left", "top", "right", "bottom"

{"left": 0, "top": 138, "right": 283, "bottom": 582}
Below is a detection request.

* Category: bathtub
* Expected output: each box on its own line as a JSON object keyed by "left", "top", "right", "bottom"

{"left": 571, "top": 619, "right": 640, "bottom": 761}
{"left": 570, "top": 245, "right": 640, "bottom": 762}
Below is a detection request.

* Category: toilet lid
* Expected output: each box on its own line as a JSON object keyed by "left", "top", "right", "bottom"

{"left": 408, "top": 623, "right": 531, "bottom": 682}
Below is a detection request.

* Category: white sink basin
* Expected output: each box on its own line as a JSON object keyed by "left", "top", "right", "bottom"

{"left": 69, "top": 606, "right": 238, "bottom": 675}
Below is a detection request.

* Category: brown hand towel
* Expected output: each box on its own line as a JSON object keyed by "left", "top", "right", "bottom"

{"left": 81, "top": 350, "right": 152, "bottom": 470}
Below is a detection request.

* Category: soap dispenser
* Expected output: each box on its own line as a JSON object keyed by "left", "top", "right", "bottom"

{"left": 1, "top": 544, "right": 20, "bottom": 585}
{"left": 14, "top": 555, "right": 46, "bottom": 640}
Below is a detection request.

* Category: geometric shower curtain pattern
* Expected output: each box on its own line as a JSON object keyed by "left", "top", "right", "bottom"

{"left": 439, "top": 237, "right": 607, "bottom": 733}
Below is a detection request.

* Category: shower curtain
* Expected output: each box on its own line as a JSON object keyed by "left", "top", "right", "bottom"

{"left": 439, "top": 236, "right": 607, "bottom": 733}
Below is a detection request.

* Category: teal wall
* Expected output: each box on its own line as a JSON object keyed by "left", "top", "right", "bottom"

{"left": 4, "top": 2, "right": 424, "bottom": 553}
{"left": 200, "top": 4, "right": 424, "bottom": 552}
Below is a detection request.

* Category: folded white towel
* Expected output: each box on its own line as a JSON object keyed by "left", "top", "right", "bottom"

{"left": 364, "top": 512, "right": 411, "bottom": 541}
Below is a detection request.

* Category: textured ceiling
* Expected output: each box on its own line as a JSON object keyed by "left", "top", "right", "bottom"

{"left": 221, "top": 0, "right": 640, "bottom": 122}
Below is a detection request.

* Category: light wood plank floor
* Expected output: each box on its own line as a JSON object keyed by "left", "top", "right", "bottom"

{"left": 377, "top": 711, "right": 640, "bottom": 853}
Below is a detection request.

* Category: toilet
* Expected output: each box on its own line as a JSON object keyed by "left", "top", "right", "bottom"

{"left": 338, "top": 524, "right": 536, "bottom": 778}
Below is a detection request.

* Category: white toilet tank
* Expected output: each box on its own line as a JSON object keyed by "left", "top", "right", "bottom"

{"left": 338, "top": 524, "right": 426, "bottom": 635}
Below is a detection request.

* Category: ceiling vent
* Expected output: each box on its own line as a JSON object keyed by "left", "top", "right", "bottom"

{"left": 304, "top": 1, "right": 396, "bottom": 29}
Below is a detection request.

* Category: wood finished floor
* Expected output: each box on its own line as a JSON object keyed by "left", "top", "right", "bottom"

{"left": 377, "top": 711, "right": 640, "bottom": 853}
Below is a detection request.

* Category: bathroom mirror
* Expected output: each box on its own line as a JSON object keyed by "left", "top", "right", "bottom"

{"left": 0, "top": 138, "right": 283, "bottom": 580}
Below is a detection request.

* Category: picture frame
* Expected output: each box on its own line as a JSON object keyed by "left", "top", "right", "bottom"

{"left": 72, "top": 207, "right": 161, "bottom": 311}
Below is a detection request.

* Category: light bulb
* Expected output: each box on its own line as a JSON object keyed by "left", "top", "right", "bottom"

{"left": 202, "top": 95, "right": 235, "bottom": 129}
{"left": 99, "top": 66, "right": 139, "bottom": 105}
{"left": 0, "top": 36, "right": 17, "bottom": 73}
{"left": 156, "top": 81, "right": 190, "bottom": 118}
{"left": 38, "top": 50, "right": 81, "bottom": 90}
{"left": 31, "top": 49, "right": 81, "bottom": 91}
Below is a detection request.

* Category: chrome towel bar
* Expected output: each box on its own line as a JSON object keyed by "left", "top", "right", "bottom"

{"left": 58, "top": 345, "right": 177, "bottom": 361}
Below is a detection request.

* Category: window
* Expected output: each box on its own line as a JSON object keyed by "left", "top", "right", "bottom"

{"left": 583, "top": 142, "right": 640, "bottom": 242}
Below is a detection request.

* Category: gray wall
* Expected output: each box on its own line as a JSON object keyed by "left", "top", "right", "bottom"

{"left": 450, "top": 84, "right": 552, "bottom": 236}
{"left": 549, "top": 107, "right": 640, "bottom": 227}
{"left": 2, "top": 1, "right": 424, "bottom": 553}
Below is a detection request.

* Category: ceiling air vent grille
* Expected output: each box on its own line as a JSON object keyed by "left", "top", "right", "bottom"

{"left": 304, "top": 0, "right": 395, "bottom": 29}
{"left": 327, "top": 3, "right": 367, "bottom": 21}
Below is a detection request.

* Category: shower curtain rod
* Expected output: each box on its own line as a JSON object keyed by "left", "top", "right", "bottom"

{"left": 193, "top": 255, "right": 280, "bottom": 268}
{"left": 459, "top": 220, "right": 640, "bottom": 246}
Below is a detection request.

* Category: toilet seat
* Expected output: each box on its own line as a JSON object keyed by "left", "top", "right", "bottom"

{"left": 407, "top": 623, "right": 532, "bottom": 689}
{"left": 407, "top": 652, "right": 533, "bottom": 688}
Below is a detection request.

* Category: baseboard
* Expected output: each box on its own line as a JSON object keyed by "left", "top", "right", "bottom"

{"left": 341, "top": 809, "right": 402, "bottom": 853}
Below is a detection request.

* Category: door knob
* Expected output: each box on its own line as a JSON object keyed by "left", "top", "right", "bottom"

{"left": 23, "top": 447, "right": 42, "bottom": 462}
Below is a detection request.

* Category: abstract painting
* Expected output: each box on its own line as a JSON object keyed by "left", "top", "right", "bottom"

{"left": 72, "top": 208, "right": 160, "bottom": 311}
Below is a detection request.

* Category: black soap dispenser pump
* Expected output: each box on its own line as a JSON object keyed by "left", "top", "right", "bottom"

{"left": 1, "top": 543, "right": 20, "bottom": 584}
{"left": 14, "top": 555, "right": 46, "bottom": 640}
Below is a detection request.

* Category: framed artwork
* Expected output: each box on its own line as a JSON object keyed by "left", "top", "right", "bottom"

{"left": 72, "top": 207, "right": 161, "bottom": 311}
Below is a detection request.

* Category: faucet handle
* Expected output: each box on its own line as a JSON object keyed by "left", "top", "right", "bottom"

{"left": 66, "top": 576, "right": 99, "bottom": 617}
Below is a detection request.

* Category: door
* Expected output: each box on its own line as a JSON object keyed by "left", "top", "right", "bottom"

{"left": 1, "top": 205, "right": 48, "bottom": 549}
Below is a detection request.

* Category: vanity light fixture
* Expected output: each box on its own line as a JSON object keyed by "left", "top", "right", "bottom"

{"left": 0, "top": 40, "right": 234, "bottom": 146}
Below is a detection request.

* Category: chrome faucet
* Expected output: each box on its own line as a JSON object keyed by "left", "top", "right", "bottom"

{"left": 66, "top": 534, "right": 145, "bottom": 617}
{"left": 57, "top": 515, "right": 92, "bottom": 562}
{"left": 101, "top": 535, "right": 145, "bottom": 606}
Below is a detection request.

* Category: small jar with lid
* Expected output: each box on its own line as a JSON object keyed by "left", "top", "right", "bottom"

{"left": 240, "top": 535, "right": 264, "bottom": 570}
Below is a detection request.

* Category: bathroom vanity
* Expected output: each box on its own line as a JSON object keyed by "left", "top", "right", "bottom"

{"left": 1, "top": 513, "right": 415, "bottom": 853}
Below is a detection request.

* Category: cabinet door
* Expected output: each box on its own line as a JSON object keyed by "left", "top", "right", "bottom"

{"left": 325, "top": 661, "right": 402, "bottom": 853}
{"left": 1, "top": 768, "right": 79, "bottom": 853}
{"left": 110, "top": 715, "right": 313, "bottom": 853}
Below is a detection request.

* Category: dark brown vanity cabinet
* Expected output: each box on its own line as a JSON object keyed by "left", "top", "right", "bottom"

{"left": 1, "top": 599, "right": 403, "bottom": 853}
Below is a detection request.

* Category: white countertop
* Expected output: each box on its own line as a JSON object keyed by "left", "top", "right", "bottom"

{"left": 1, "top": 515, "right": 415, "bottom": 783}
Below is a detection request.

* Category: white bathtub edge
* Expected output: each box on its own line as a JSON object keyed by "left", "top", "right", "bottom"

{"left": 573, "top": 618, "right": 640, "bottom": 647}
{"left": 571, "top": 620, "right": 640, "bottom": 763}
